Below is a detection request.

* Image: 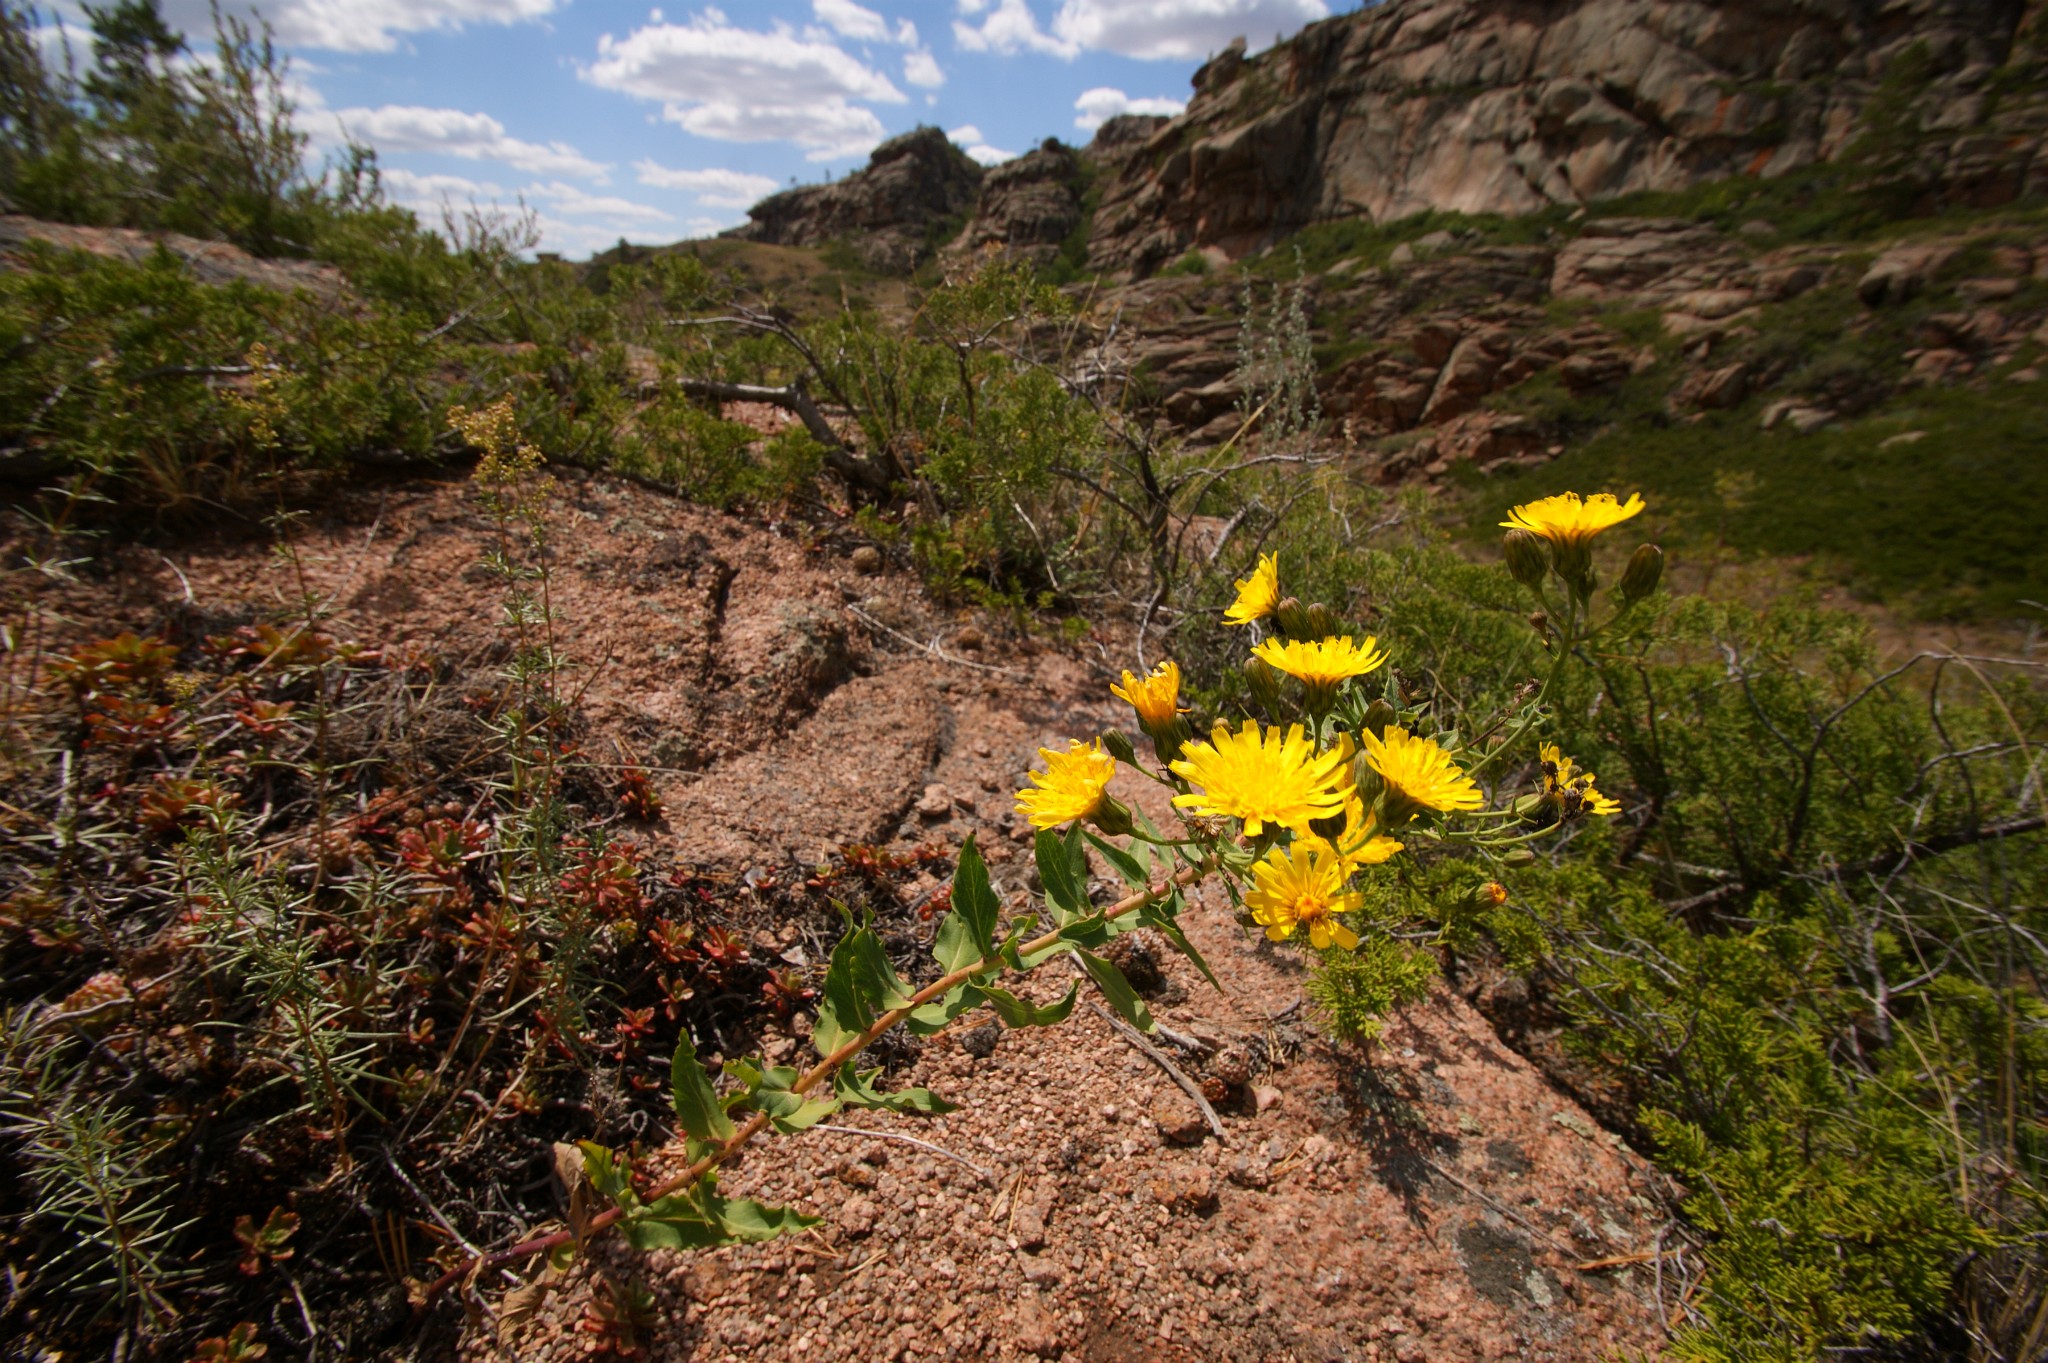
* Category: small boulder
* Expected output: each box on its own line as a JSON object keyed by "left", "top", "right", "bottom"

{"left": 849, "top": 545, "right": 884, "bottom": 574}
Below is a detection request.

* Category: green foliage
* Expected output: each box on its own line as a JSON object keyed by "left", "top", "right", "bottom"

{"left": 1304, "top": 937, "right": 1437, "bottom": 1045}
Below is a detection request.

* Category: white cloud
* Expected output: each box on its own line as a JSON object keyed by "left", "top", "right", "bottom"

{"left": 525, "top": 181, "right": 675, "bottom": 224}
{"left": 153, "top": 0, "right": 564, "bottom": 55}
{"left": 328, "top": 104, "right": 610, "bottom": 180}
{"left": 1056, "top": 0, "right": 1329, "bottom": 59}
{"left": 955, "top": 0, "right": 1329, "bottom": 62}
{"left": 1073, "top": 86, "right": 1186, "bottom": 131}
{"left": 903, "top": 48, "right": 944, "bottom": 88}
{"left": 584, "top": 12, "right": 904, "bottom": 158}
{"left": 633, "top": 160, "right": 780, "bottom": 208}
{"left": 895, "top": 18, "right": 918, "bottom": 44}
{"left": 947, "top": 125, "right": 1014, "bottom": 166}
{"left": 953, "top": 0, "right": 1077, "bottom": 57}
{"left": 379, "top": 167, "right": 507, "bottom": 209}
{"left": 811, "top": 0, "right": 888, "bottom": 41}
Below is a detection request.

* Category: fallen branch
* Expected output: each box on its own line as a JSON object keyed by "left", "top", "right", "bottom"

{"left": 1080, "top": 997, "right": 1227, "bottom": 1144}
{"left": 670, "top": 376, "right": 890, "bottom": 498}
{"left": 807, "top": 1123, "right": 994, "bottom": 1184}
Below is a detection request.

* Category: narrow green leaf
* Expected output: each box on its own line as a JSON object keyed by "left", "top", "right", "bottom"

{"left": 1083, "top": 830, "right": 1150, "bottom": 889}
{"left": 906, "top": 983, "right": 983, "bottom": 1035}
{"left": 577, "top": 1141, "right": 633, "bottom": 1207}
{"left": 1140, "top": 890, "right": 1221, "bottom": 991}
{"left": 844, "top": 923, "right": 916, "bottom": 1011}
{"left": 1036, "top": 828, "right": 1090, "bottom": 920}
{"left": 835, "top": 1065, "right": 958, "bottom": 1114}
{"left": 1077, "top": 948, "right": 1155, "bottom": 1033}
{"left": 933, "top": 835, "right": 1001, "bottom": 973}
{"left": 979, "top": 980, "right": 1079, "bottom": 1028}
{"left": 670, "top": 1035, "right": 736, "bottom": 1144}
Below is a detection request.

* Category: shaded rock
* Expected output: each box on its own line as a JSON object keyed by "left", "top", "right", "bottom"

{"left": 725, "top": 127, "right": 981, "bottom": 275}
{"left": 946, "top": 139, "right": 1085, "bottom": 269}
{"left": 1858, "top": 241, "right": 1961, "bottom": 308}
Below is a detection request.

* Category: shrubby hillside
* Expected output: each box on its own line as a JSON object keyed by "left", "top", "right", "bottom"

{"left": 0, "top": 3, "right": 2044, "bottom": 1362}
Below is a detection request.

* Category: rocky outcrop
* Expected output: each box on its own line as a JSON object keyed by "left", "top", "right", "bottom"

{"left": 944, "top": 139, "right": 1086, "bottom": 270}
{"left": 724, "top": 127, "right": 982, "bottom": 275}
{"left": 1084, "top": 0, "right": 2046, "bottom": 277}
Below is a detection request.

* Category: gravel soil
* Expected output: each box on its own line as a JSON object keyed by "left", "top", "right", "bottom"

{"left": 9, "top": 470, "right": 1670, "bottom": 1360}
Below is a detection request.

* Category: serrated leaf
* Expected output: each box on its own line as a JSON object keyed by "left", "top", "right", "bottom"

{"left": 1076, "top": 948, "right": 1155, "bottom": 1033}
{"left": 1083, "top": 830, "right": 1150, "bottom": 889}
{"left": 906, "top": 983, "right": 982, "bottom": 1035}
{"left": 979, "top": 980, "right": 1079, "bottom": 1028}
{"left": 671, "top": 1033, "right": 736, "bottom": 1144}
{"left": 1036, "top": 828, "right": 1090, "bottom": 920}
{"left": 834, "top": 1065, "right": 957, "bottom": 1114}
{"left": 933, "top": 835, "right": 1001, "bottom": 974}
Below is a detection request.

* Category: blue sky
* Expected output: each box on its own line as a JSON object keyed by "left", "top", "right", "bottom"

{"left": 37, "top": 0, "right": 1353, "bottom": 255}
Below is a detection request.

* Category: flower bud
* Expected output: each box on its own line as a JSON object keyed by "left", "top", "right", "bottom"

{"left": 1100, "top": 729, "right": 1138, "bottom": 765}
{"left": 1361, "top": 697, "right": 1397, "bottom": 740}
{"left": 1550, "top": 541, "right": 1594, "bottom": 599}
{"left": 1088, "top": 794, "right": 1135, "bottom": 838}
{"left": 1274, "top": 596, "right": 1311, "bottom": 639}
{"left": 1150, "top": 715, "right": 1193, "bottom": 767}
{"left": 1501, "top": 529, "right": 1548, "bottom": 589}
{"left": 1300, "top": 602, "right": 1343, "bottom": 640}
{"left": 1619, "top": 543, "right": 1664, "bottom": 604}
{"left": 1243, "top": 656, "right": 1286, "bottom": 716}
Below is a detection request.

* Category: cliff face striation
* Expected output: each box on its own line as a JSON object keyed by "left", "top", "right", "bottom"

{"left": 723, "top": 126, "right": 983, "bottom": 275}
{"left": 1083, "top": 0, "right": 2048, "bottom": 276}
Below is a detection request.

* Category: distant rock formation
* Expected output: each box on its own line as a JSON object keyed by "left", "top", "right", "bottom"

{"left": 944, "top": 139, "right": 1087, "bottom": 271}
{"left": 1083, "top": 0, "right": 2048, "bottom": 276}
{"left": 723, "top": 127, "right": 982, "bottom": 275}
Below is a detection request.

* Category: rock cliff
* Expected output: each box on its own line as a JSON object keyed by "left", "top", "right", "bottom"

{"left": 1083, "top": 0, "right": 2048, "bottom": 276}
{"left": 943, "top": 138, "right": 1087, "bottom": 271}
{"left": 724, "top": 126, "right": 982, "bottom": 275}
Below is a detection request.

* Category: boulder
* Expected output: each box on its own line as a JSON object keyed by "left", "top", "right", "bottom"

{"left": 1858, "top": 242, "right": 1962, "bottom": 308}
{"left": 724, "top": 127, "right": 982, "bottom": 275}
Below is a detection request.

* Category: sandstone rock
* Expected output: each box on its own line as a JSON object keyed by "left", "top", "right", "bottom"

{"left": 1858, "top": 242, "right": 1961, "bottom": 308}
{"left": 946, "top": 139, "right": 1085, "bottom": 269}
{"left": 916, "top": 783, "right": 953, "bottom": 820}
{"left": 1759, "top": 263, "right": 1823, "bottom": 301}
{"left": 724, "top": 127, "right": 981, "bottom": 275}
{"left": 1561, "top": 350, "right": 1632, "bottom": 395}
{"left": 1786, "top": 405, "right": 1837, "bottom": 433}
{"left": 849, "top": 545, "right": 883, "bottom": 575}
{"left": 1910, "top": 348, "right": 1972, "bottom": 384}
{"left": 1152, "top": 1096, "right": 1210, "bottom": 1146}
{"left": 1959, "top": 276, "right": 2022, "bottom": 302}
{"left": 1687, "top": 362, "right": 1751, "bottom": 411}
{"left": 1078, "top": 0, "right": 2040, "bottom": 277}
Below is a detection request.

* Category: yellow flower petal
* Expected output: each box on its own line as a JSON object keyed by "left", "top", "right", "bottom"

{"left": 1015, "top": 739, "right": 1116, "bottom": 830}
{"left": 1250, "top": 635, "right": 1388, "bottom": 689}
{"left": 1500, "top": 492, "right": 1645, "bottom": 549}
{"left": 1223, "top": 553, "right": 1280, "bottom": 627}
{"left": 1361, "top": 726, "right": 1484, "bottom": 819}
{"left": 1170, "top": 720, "right": 1350, "bottom": 837}
{"left": 1110, "top": 660, "right": 1187, "bottom": 729}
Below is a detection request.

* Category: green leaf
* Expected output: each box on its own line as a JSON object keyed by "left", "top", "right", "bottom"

{"left": 979, "top": 980, "right": 1079, "bottom": 1028}
{"left": 577, "top": 1141, "right": 634, "bottom": 1208}
{"left": 1077, "top": 948, "right": 1155, "bottom": 1033}
{"left": 844, "top": 922, "right": 916, "bottom": 1011}
{"left": 625, "top": 1183, "right": 819, "bottom": 1251}
{"left": 758, "top": 1090, "right": 841, "bottom": 1133}
{"left": 835, "top": 1065, "right": 958, "bottom": 1115}
{"left": 1036, "top": 827, "right": 1091, "bottom": 920}
{"left": 1084, "top": 830, "right": 1151, "bottom": 889}
{"left": 933, "top": 835, "right": 1001, "bottom": 974}
{"left": 906, "top": 983, "right": 982, "bottom": 1035}
{"left": 671, "top": 1033, "right": 737, "bottom": 1144}
{"left": 1140, "top": 889, "right": 1221, "bottom": 991}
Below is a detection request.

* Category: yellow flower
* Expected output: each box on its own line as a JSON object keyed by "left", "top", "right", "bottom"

{"left": 1111, "top": 660, "right": 1187, "bottom": 730}
{"left": 1361, "top": 726, "right": 1484, "bottom": 822}
{"left": 1499, "top": 492, "right": 1645, "bottom": 548}
{"left": 1015, "top": 739, "right": 1117, "bottom": 830}
{"left": 1251, "top": 635, "right": 1388, "bottom": 690}
{"left": 1169, "top": 720, "right": 1350, "bottom": 837}
{"left": 1538, "top": 743, "right": 1621, "bottom": 819}
{"left": 1223, "top": 553, "right": 1280, "bottom": 626}
{"left": 1246, "top": 841, "right": 1362, "bottom": 950}
{"left": 1304, "top": 795, "right": 1404, "bottom": 873}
